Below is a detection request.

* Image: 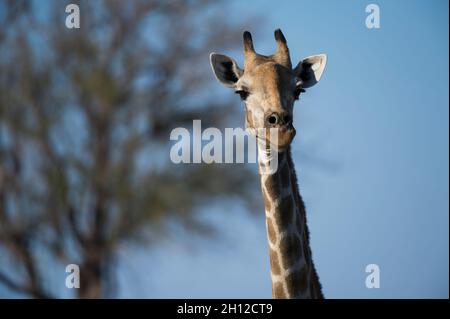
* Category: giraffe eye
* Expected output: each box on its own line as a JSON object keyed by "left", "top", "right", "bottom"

{"left": 235, "top": 90, "right": 249, "bottom": 101}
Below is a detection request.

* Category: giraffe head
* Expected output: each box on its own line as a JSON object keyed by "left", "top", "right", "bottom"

{"left": 210, "top": 29, "right": 327, "bottom": 152}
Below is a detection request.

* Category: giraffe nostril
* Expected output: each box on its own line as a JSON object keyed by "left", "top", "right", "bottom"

{"left": 283, "top": 114, "right": 291, "bottom": 125}
{"left": 267, "top": 114, "right": 278, "bottom": 125}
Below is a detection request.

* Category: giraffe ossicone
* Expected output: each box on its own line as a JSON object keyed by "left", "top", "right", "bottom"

{"left": 210, "top": 29, "right": 327, "bottom": 299}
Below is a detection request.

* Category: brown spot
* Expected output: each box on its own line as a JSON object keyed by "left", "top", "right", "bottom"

{"left": 274, "top": 196, "right": 293, "bottom": 230}
{"left": 262, "top": 191, "right": 272, "bottom": 211}
{"left": 279, "top": 234, "right": 302, "bottom": 270}
{"left": 291, "top": 176, "right": 307, "bottom": 218}
{"left": 246, "top": 110, "right": 254, "bottom": 128}
{"left": 264, "top": 182, "right": 280, "bottom": 203}
{"left": 280, "top": 164, "right": 290, "bottom": 188}
{"left": 295, "top": 212, "right": 311, "bottom": 261}
{"left": 265, "top": 175, "right": 282, "bottom": 201}
{"left": 302, "top": 230, "right": 311, "bottom": 261}
{"left": 295, "top": 211, "right": 303, "bottom": 233}
{"left": 266, "top": 218, "right": 276, "bottom": 244}
{"left": 272, "top": 282, "right": 286, "bottom": 299}
{"left": 269, "top": 249, "right": 281, "bottom": 275}
{"left": 286, "top": 267, "right": 308, "bottom": 296}
{"left": 309, "top": 277, "right": 316, "bottom": 298}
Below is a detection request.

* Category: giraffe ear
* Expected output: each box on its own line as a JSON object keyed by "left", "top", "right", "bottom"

{"left": 294, "top": 54, "right": 327, "bottom": 88}
{"left": 210, "top": 53, "right": 243, "bottom": 88}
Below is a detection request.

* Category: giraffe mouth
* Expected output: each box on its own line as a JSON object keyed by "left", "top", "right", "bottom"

{"left": 278, "top": 127, "right": 296, "bottom": 151}
{"left": 264, "top": 126, "right": 296, "bottom": 152}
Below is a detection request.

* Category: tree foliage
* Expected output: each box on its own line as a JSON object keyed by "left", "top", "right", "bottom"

{"left": 0, "top": 0, "right": 258, "bottom": 298}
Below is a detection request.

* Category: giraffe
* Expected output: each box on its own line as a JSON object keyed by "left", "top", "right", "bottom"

{"left": 209, "top": 29, "right": 327, "bottom": 298}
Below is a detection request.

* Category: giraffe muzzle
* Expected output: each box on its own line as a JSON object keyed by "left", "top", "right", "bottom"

{"left": 264, "top": 123, "right": 296, "bottom": 152}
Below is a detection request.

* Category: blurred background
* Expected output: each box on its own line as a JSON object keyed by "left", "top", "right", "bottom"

{"left": 0, "top": 0, "right": 448, "bottom": 298}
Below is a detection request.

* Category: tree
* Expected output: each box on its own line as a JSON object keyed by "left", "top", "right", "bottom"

{"left": 0, "top": 0, "right": 258, "bottom": 298}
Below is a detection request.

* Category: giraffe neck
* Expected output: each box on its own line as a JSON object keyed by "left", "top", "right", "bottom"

{"left": 259, "top": 147, "right": 323, "bottom": 299}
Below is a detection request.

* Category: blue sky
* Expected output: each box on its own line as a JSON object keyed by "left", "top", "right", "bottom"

{"left": 118, "top": 0, "right": 448, "bottom": 298}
